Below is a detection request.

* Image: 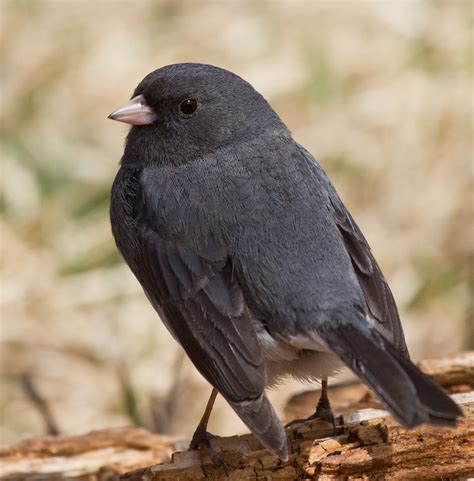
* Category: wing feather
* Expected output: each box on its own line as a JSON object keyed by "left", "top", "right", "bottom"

{"left": 300, "top": 147, "right": 408, "bottom": 355}
{"left": 142, "top": 227, "right": 266, "bottom": 401}
{"left": 131, "top": 168, "right": 272, "bottom": 406}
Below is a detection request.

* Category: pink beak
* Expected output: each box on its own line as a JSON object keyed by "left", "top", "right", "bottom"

{"left": 108, "top": 94, "right": 157, "bottom": 125}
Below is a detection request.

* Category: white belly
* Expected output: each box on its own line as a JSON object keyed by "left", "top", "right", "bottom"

{"left": 256, "top": 328, "right": 345, "bottom": 387}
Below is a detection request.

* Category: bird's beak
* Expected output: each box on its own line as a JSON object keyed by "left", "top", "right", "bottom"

{"left": 108, "top": 94, "right": 157, "bottom": 125}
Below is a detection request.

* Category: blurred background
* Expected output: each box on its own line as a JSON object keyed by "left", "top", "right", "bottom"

{"left": 1, "top": 1, "right": 472, "bottom": 445}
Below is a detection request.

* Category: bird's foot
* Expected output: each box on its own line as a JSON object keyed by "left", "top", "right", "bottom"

{"left": 314, "top": 398, "right": 337, "bottom": 434}
{"left": 189, "top": 427, "right": 228, "bottom": 474}
{"left": 285, "top": 400, "right": 337, "bottom": 434}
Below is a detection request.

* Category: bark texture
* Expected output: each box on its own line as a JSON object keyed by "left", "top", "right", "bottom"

{"left": 123, "top": 393, "right": 473, "bottom": 481}
{"left": 1, "top": 352, "right": 473, "bottom": 481}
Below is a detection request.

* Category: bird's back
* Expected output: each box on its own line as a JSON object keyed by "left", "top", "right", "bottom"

{"left": 111, "top": 131, "right": 406, "bottom": 356}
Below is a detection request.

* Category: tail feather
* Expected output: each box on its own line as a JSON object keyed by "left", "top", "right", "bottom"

{"left": 319, "top": 323, "right": 462, "bottom": 428}
{"left": 228, "top": 393, "right": 290, "bottom": 461}
{"left": 383, "top": 341, "right": 463, "bottom": 425}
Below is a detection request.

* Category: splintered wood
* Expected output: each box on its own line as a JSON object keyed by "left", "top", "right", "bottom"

{"left": 122, "top": 394, "right": 473, "bottom": 481}
{"left": 1, "top": 352, "right": 473, "bottom": 481}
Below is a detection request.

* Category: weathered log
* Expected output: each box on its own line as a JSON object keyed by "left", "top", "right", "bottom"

{"left": 122, "top": 392, "right": 474, "bottom": 481}
{"left": 1, "top": 352, "right": 473, "bottom": 481}
{"left": 416, "top": 351, "right": 474, "bottom": 387}
{"left": 1, "top": 394, "right": 472, "bottom": 481}
{"left": 0, "top": 427, "right": 183, "bottom": 480}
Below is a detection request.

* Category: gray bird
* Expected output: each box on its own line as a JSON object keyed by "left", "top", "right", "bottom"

{"left": 108, "top": 63, "right": 462, "bottom": 462}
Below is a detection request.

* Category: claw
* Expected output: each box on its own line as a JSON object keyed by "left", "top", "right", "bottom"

{"left": 286, "top": 378, "right": 338, "bottom": 435}
{"left": 315, "top": 399, "right": 337, "bottom": 434}
{"left": 190, "top": 428, "right": 228, "bottom": 475}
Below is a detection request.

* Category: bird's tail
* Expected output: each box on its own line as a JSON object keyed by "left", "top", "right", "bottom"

{"left": 228, "top": 393, "right": 290, "bottom": 461}
{"left": 318, "top": 322, "right": 463, "bottom": 427}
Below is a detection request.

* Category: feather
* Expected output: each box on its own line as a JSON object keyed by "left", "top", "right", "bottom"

{"left": 319, "top": 322, "right": 462, "bottom": 427}
{"left": 300, "top": 147, "right": 409, "bottom": 355}
{"left": 111, "top": 166, "right": 288, "bottom": 458}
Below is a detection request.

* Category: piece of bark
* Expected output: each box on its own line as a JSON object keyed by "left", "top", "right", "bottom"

{"left": 0, "top": 427, "right": 184, "bottom": 480}
{"left": 417, "top": 351, "right": 474, "bottom": 387}
{"left": 122, "top": 392, "right": 474, "bottom": 481}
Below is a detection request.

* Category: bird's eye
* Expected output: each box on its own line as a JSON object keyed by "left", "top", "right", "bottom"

{"left": 180, "top": 98, "right": 198, "bottom": 115}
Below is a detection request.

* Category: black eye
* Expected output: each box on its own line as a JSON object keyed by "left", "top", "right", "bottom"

{"left": 180, "top": 98, "right": 198, "bottom": 115}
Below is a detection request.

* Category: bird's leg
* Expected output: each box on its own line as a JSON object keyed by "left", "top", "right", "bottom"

{"left": 189, "top": 388, "right": 228, "bottom": 473}
{"left": 190, "top": 388, "right": 217, "bottom": 449}
{"left": 286, "top": 377, "right": 337, "bottom": 433}
{"left": 313, "top": 378, "right": 336, "bottom": 432}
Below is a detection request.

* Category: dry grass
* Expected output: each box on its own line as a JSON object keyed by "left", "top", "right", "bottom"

{"left": 1, "top": 1, "right": 472, "bottom": 445}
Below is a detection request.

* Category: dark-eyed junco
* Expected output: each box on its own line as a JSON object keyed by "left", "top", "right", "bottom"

{"left": 108, "top": 63, "right": 462, "bottom": 462}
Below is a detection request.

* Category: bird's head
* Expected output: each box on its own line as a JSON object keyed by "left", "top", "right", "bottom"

{"left": 108, "top": 63, "right": 286, "bottom": 165}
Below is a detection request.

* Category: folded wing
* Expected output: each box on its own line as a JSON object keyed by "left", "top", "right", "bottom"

{"left": 132, "top": 176, "right": 289, "bottom": 460}
{"left": 300, "top": 147, "right": 408, "bottom": 355}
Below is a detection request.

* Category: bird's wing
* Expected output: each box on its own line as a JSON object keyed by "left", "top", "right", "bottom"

{"left": 293, "top": 150, "right": 461, "bottom": 427}
{"left": 300, "top": 147, "right": 408, "bottom": 355}
{"left": 131, "top": 172, "right": 288, "bottom": 459}
{"left": 143, "top": 230, "right": 265, "bottom": 402}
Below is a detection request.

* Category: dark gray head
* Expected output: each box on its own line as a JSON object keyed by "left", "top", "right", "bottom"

{"left": 109, "top": 63, "right": 287, "bottom": 165}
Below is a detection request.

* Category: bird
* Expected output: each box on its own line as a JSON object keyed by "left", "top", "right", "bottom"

{"left": 108, "top": 62, "right": 462, "bottom": 463}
